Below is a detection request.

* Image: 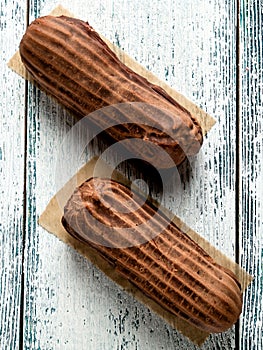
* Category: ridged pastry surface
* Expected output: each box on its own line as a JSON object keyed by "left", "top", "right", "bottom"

{"left": 62, "top": 178, "right": 243, "bottom": 333}
{"left": 19, "top": 15, "right": 203, "bottom": 167}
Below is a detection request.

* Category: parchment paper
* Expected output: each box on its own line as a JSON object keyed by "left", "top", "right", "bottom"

{"left": 39, "top": 156, "right": 252, "bottom": 346}
{"left": 9, "top": 5, "right": 252, "bottom": 346}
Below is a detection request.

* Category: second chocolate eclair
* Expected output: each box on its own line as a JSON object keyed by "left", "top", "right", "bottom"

{"left": 62, "top": 177, "right": 243, "bottom": 334}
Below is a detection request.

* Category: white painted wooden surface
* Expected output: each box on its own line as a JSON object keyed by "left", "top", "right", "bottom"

{"left": 0, "top": 0, "right": 262, "bottom": 349}
{"left": 0, "top": 1, "right": 26, "bottom": 349}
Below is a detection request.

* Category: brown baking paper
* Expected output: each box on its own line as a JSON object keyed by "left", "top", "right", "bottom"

{"left": 8, "top": 4, "right": 215, "bottom": 135}
{"left": 39, "top": 157, "right": 252, "bottom": 346}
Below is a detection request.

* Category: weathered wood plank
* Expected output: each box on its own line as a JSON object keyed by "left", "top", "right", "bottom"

{"left": 166, "top": 1, "right": 239, "bottom": 348}
{"left": 22, "top": 1, "right": 239, "bottom": 349}
{"left": 239, "top": 1, "right": 263, "bottom": 349}
{"left": 0, "top": 0, "right": 27, "bottom": 349}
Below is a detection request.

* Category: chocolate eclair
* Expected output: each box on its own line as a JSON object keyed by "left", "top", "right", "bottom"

{"left": 62, "top": 177, "right": 242, "bottom": 333}
{"left": 20, "top": 15, "right": 203, "bottom": 168}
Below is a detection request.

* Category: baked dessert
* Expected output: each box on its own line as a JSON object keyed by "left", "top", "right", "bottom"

{"left": 62, "top": 177, "right": 243, "bottom": 333}
{"left": 19, "top": 15, "right": 203, "bottom": 168}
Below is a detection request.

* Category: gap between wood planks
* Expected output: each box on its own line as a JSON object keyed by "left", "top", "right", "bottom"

{"left": 19, "top": 1, "right": 30, "bottom": 349}
{"left": 235, "top": 0, "right": 241, "bottom": 349}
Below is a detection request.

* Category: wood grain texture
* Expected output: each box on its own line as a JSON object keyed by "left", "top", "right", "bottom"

{"left": 162, "top": 1, "right": 239, "bottom": 348}
{"left": 1, "top": 0, "right": 261, "bottom": 349}
{"left": 239, "top": 1, "right": 263, "bottom": 349}
{"left": 0, "top": 1, "right": 27, "bottom": 349}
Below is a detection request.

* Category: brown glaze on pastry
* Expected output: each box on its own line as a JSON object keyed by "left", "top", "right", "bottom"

{"left": 20, "top": 15, "right": 203, "bottom": 167}
{"left": 62, "top": 178, "right": 243, "bottom": 333}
